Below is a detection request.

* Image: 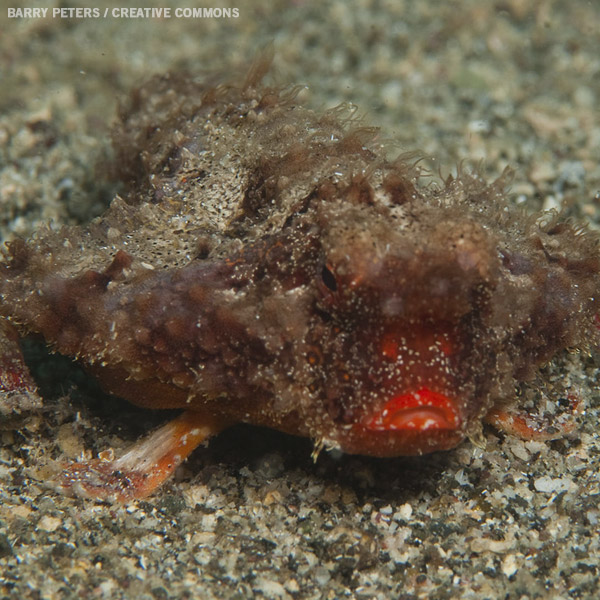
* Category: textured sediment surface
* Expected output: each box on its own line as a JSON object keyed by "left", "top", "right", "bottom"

{"left": 1, "top": 1, "right": 599, "bottom": 598}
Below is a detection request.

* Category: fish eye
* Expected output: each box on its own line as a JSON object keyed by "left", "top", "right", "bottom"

{"left": 320, "top": 265, "right": 338, "bottom": 292}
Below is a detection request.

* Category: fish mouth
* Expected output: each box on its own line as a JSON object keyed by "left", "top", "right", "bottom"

{"left": 362, "top": 388, "right": 461, "bottom": 432}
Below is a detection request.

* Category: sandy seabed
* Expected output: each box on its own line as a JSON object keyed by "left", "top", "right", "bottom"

{"left": 1, "top": 1, "right": 599, "bottom": 598}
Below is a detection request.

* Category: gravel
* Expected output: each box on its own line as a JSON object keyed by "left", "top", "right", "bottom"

{"left": 1, "top": 1, "right": 599, "bottom": 598}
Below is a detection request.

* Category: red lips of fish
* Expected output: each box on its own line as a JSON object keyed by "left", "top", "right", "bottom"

{"left": 342, "top": 387, "right": 464, "bottom": 457}
{"left": 363, "top": 388, "right": 461, "bottom": 432}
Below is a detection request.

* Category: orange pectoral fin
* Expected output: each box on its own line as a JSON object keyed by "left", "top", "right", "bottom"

{"left": 485, "top": 393, "right": 580, "bottom": 441}
{"left": 55, "top": 411, "right": 228, "bottom": 502}
{"left": 0, "top": 320, "right": 42, "bottom": 416}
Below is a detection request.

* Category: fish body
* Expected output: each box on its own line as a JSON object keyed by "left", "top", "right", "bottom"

{"left": 1, "top": 60, "right": 598, "bottom": 499}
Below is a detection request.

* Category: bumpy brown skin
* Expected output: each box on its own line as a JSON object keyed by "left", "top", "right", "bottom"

{"left": 1, "top": 58, "right": 600, "bottom": 465}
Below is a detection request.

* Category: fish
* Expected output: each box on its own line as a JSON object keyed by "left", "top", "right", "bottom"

{"left": 1, "top": 55, "right": 598, "bottom": 501}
